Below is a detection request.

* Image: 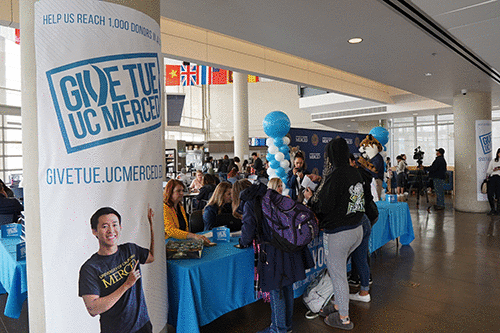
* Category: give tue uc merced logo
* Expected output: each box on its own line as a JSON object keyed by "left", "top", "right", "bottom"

{"left": 46, "top": 53, "right": 162, "bottom": 154}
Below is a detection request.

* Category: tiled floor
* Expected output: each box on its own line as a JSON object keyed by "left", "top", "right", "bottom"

{"left": 4, "top": 194, "right": 500, "bottom": 332}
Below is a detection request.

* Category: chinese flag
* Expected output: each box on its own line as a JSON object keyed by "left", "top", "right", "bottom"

{"left": 212, "top": 68, "right": 228, "bottom": 84}
{"left": 247, "top": 75, "right": 259, "bottom": 83}
{"left": 165, "top": 65, "right": 181, "bottom": 86}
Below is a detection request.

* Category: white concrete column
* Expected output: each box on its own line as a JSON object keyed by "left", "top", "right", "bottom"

{"left": 20, "top": 1, "right": 45, "bottom": 332}
{"left": 233, "top": 72, "right": 249, "bottom": 160}
{"left": 454, "top": 91, "right": 491, "bottom": 212}
{"left": 22, "top": 1, "right": 164, "bottom": 332}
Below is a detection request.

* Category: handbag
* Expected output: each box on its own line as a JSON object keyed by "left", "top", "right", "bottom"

{"left": 481, "top": 178, "right": 489, "bottom": 194}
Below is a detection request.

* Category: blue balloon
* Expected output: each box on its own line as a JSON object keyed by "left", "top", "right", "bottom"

{"left": 270, "top": 160, "right": 280, "bottom": 169}
{"left": 281, "top": 177, "right": 288, "bottom": 185}
{"left": 266, "top": 153, "right": 275, "bottom": 162}
{"left": 263, "top": 111, "right": 291, "bottom": 138}
{"left": 369, "top": 126, "right": 389, "bottom": 147}
{"left": 284, "top": 152, "right": 291, "bottom": 161}
{"left": 273, "top": 137, "right": 284, "bottom": 147}
{"left": 279, "top": 145, "right": 289, "bottom": 155}
{"left": 276, "top": 167, "right": 286, "bottom": 178}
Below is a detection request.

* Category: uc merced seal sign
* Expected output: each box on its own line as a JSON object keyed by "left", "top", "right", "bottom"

{"left": 46, "top": 53, "right": 161, "bottom": 154}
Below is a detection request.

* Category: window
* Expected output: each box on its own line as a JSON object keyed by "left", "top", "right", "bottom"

{"left": 388, "top": 114, "right": 454, "bottom": 166}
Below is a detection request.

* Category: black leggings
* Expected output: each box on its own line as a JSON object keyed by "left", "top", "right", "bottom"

{"left": 487, "top": 175, "right": 500, "bottom": 210}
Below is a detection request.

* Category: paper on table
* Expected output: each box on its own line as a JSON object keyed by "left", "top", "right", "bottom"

{"left": 301, "top": 175, "right": 318, "bottom": 191}
{"left": 230, "top": 231, "right": 242, "bottom": 237}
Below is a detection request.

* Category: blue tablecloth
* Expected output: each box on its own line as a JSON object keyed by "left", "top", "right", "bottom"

{"left": 167, "top": 237, "right": 255, "bottom": 333}
{"left": 167, "top": 202, "right": 414, "bottom": 332}
{"left": 369, "top": 201, "right": 414, "bottom": 253}
{"left": 0, "top": 237, "right": 27, "bottom": 318}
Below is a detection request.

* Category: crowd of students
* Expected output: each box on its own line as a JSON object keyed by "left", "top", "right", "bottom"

{"left": 163, "top": 139, "right": 378, "bottom": 332}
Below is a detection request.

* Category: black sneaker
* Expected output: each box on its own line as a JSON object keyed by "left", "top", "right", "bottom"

{"left": 348, "top": 278, "right": 360, "bottom": 287}
{"left": 487, "top": 210, "right": 495, "bottom": 215}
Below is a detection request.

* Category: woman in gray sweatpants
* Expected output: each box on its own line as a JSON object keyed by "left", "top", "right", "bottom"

{"left": 324, "top": 226, "right": 363, "bottom": 317}
{"left": 305, "top": 137, "right": 366, "bottom": 330}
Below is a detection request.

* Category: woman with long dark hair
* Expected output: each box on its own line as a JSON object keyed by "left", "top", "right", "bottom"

{"left": 304, "top": 138, "right": 364, "bottom": 330}
{"left": 486, "top": 148, "right": 500, "bottom": 215}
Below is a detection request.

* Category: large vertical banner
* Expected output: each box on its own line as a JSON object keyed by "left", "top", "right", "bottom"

{"left": 35, "top": 1, "right": 166, "bottom": 332}
{"left": 476, "top": 120, "right": 492, "bottom": 201}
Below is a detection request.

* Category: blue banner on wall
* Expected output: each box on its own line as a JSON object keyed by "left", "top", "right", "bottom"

{"left": 287, "top": 128, "right": 368, "bottom": 175}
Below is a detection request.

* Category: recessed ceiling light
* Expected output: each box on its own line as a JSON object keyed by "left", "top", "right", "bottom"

{"left": 348, "top": 37, "right": 363, "bottom": 44}
{"left": 425, "top": 73, "right": 432, "bottom": 76}
{"left": 413, "top": 113, "right": 418, "bottom": 116}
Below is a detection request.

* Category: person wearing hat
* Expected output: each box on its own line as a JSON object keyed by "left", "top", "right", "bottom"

{"left": 425, "top": 148, "right": 447, "bottom": 210}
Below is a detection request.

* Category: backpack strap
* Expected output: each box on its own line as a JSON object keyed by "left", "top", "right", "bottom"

{"left": 254, "top": 196, "right": 265, "bottom": 244}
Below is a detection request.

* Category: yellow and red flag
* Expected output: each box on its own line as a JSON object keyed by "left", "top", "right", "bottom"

{"left": 165, "top": 65, "right": 181, "bottom": 86}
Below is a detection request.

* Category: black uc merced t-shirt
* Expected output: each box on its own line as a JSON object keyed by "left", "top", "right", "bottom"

{"left": 78, "top": 243, "right": 150, "bottom": 333}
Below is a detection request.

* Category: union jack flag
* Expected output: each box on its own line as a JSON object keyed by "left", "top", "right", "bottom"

{"left": 180, "top": 64, "right": 198, "bottom": 86}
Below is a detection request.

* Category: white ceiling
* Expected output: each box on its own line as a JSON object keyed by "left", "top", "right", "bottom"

{"left": 161, "top": 0, "right": 500, "bottom": 120}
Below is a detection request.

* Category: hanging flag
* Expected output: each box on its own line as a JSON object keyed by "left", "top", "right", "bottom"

{"left": 199, "top": 65, "right": 212, "bottom": 85}
{"left": 165, "top": 65, "right": 181, "bottom": 86}
{"left": 212, "top": 68, "right": 228, "bottom": 84}
{"left": 180, "top": 64, "right": 198, "bottom": 86}
{"left": 228, "top": 70, "right": 233, "bottom": 83}
{"left": 247, "top": 75, "right": 259, "bottom": 83}
{"left": 15, "top": 29, "right": 21, "bottom": 45}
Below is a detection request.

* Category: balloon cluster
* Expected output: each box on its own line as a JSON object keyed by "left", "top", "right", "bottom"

{"left": 262, "top": 111, "right": 291, "bottom": 186}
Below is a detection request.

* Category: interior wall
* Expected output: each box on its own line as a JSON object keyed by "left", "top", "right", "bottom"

{"left": 0, "top": 0, "right": 19, "bottom": 28}
{"left": 208, "top": 80, "right": 332, "bottom": 140}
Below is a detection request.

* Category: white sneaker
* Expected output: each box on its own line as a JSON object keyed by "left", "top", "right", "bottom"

{"left": 349, "top": 292, "right": 371, "bottom": 303}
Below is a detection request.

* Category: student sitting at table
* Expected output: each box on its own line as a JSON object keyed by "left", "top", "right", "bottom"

{"left": 163, "top": 179, "right": 210, "bottom": 243}
{"left": 202, "top": 182, "right": 234, "bottom": 231}
{"left": 194, "top": 174, "right": 217, "bottom": 210}
{"left": 226, "top": 167, "right": 240, "bottom": 184}
{"left": 189, "top": 170, "right": 204, "bottom": 193}
{"left": 0, "top": 178, "right": 23, "bottom": 223}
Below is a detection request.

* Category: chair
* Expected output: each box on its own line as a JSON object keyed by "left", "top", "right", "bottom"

{"left": 189, "top": 210, "right": 205, "bottom": 233}
{"left": 12, "top": 187, "right": 24, "bottom": 201}
{"left": 0, "top": 214, "right": 14, "bottom": 225}
{"left": 215, "top": 213, "right": 242, "bottom": 232}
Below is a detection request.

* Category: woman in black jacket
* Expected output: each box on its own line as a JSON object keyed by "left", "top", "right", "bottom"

{"left": 304, "top": 138, "right": 364, "bottom": 330}
{"left": 234, "top": 179, "right": 313, "bottom": 333}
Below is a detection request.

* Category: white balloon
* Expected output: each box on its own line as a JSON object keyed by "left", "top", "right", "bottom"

{"left": 284, "top": 165, "right": 291, "bottom": 172}
{"left": 268, "top": 145, "right": 279, "bottom": 155}
{"left": 267, "top": 168, "right": 276, "bottom": 177}
{"left": 275, "top": 152, "right": 284, "bottom": 161}
{"left": 283, "top": 137, "right": 291, "bottom": 145}
{"left": 280, "top": 160, "right": 289, "bottom": 169}
{"left": 266, "top": 138, "right": 274, "bottom": 147}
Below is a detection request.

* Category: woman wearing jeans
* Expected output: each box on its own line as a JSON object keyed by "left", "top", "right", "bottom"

{"left": 235, "top": 180, "right": 314, "bottom": 333}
